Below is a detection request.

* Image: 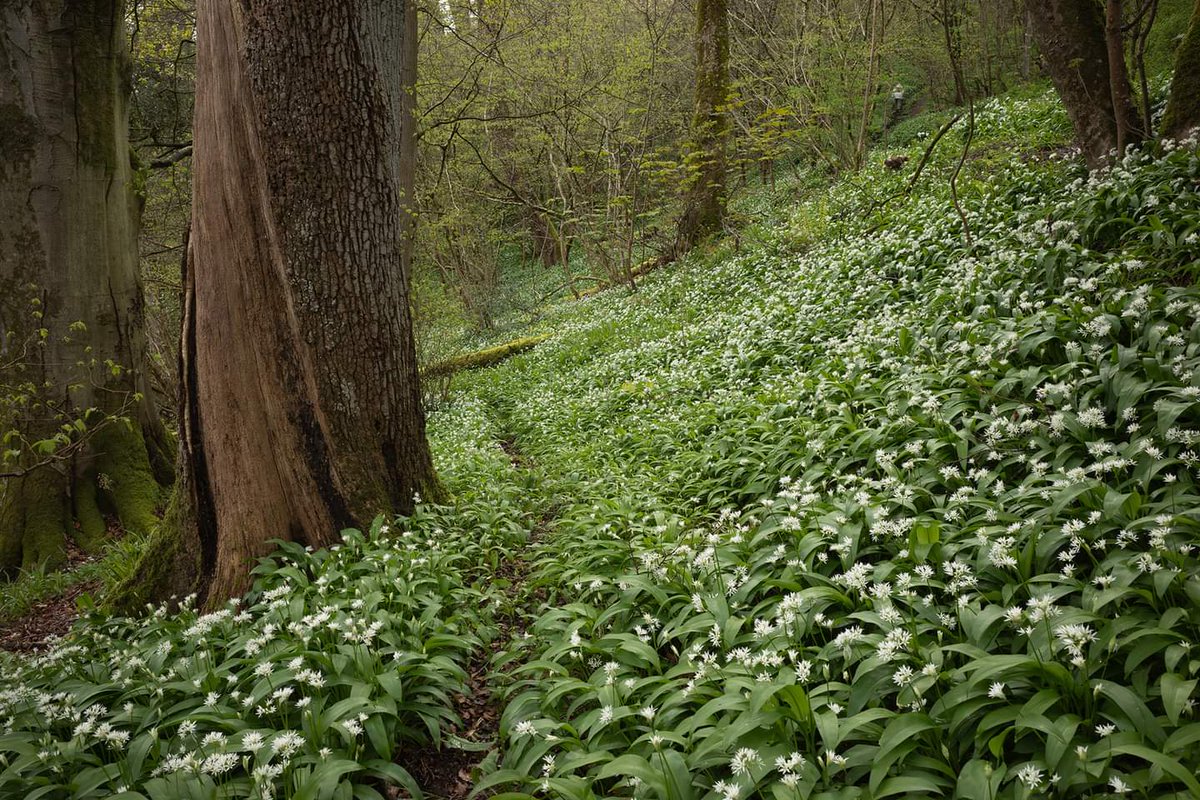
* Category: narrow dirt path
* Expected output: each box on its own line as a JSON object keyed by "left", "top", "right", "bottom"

{"left": 394, "top": 432, "right": 552, "bottom": 800}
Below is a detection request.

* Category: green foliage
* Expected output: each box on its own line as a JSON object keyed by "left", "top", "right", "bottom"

{"left": 8, "top": 89, "right": 1200, "bottom": 800}
{"left": 0, "top": 503, "right": 531, "bottom": 799}
{"left": 445, "top": 92, "right": 1200, "bottom": 800}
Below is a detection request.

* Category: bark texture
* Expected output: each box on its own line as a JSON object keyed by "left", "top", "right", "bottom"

{"left": 1028, "top": 0, "right": 1142, "bottom": 167}
{"left": 1105, "top": 0, "right": 1142, "bottom": 153}
{"left": 0, "top": 0, "right": 170, "bottom": 573}
{"left": 1161, "top": 0, "right": 1200, "bottom": 141}
{"left": 675, "top": 0, "right": 730, "bottom": 254}
{"left": 148, "top": 0, "right": 441, "bottom": 604}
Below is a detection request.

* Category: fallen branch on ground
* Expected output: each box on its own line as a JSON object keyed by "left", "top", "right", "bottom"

{"left": 422, "top": 335, "right": 551, "bottom": 379}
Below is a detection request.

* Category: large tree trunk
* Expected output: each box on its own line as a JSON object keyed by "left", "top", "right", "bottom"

{"left": 1161, "top": 0, "right": 1200, "bottom": 140}
{"left": 675, "top": 0, "right": 730, "bottom": 254}
{"left": 1027, "top": 0, "right": 1142, "bottom": 167}
{"left": 0, "top": 0, "right": 171, "bottom": 574}
{"left": 128, "top": 0, "right": 443, "bottom": 606}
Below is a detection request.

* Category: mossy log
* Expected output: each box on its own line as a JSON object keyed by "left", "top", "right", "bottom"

{"left": 423, "top": 335, "right": 550, "bottom": 379}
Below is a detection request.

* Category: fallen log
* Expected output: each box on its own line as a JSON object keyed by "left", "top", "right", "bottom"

{"left": 422, "top": 335, "right": 550, "bottom": 379}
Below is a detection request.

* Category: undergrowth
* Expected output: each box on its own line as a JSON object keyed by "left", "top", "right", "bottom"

{"left": 1, "top": 89, "right": 1199, "bottom": 800}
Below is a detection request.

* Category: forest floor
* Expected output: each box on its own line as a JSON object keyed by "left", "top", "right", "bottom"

{"left": 1, "top": 88, "right": 1199, "bottom": 800}
{"left": 0, "top": 537, "right": 106, "bottom": 652}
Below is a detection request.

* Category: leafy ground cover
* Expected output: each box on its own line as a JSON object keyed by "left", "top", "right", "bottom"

{"left": 449, "top": 92, "right": 1200, "bottom": 800}
{"left": 2, "top": 89, "right": 1199, "bottom": 800}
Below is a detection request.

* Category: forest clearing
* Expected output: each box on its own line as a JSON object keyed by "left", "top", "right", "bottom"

{"left": 3, "top": 0, "right": 1200, "bottom": 798}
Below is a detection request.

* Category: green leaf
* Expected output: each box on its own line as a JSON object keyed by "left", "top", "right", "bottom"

{"left": 870, "top": 712, "right": 933, "bottom": 792}
{"left": 1160, "top": 673, "right": 1196, "bottom": 727}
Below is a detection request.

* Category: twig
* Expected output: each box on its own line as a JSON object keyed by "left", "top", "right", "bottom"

{"left": 907, "top": 113, "right": 963, "bottom": 194}
{"left": 950, "top": 96, "right": 975, "bottom": 247}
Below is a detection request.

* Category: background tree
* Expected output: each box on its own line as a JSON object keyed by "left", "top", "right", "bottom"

{"left": 676, "top": 0, "right": 731, "bottom": 252}
{"left": 1028, "top": 0, "right": 1144, "bottom": 166}
{"left": 130, "top": 0, "right": 441, "bottom": 605}
{"left": 1161, "top": 0, "right": 1200, "bottom": 138}
{"left": 0, "top": 0, "right": 172, "bottom": 573}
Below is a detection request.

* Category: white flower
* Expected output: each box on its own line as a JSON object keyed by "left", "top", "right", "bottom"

{"left": 1017, "top": 763, "right": 1043, "bottom": 789}
{"left": 731, "top": 747, "right": 762, "bottom": 776}
{"left": 513, "top": 720, "right": 538, "bottom": 737}
{"left": 987, "top": 682, "right": 1005, "bottom": 699}
{"left": 273, "top": 731, "right": 305, "bottom": 757}
{"left": 713, "top": 779, "right": 740, "bottom": 800}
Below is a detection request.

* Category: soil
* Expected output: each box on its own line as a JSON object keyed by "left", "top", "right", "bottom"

{"left": 0, "top": 523, "right": 113, "bottom": 654}
{"left": 393, "top": 661, "right": 502, "bottom": 800}
{"left": 0, "top": 578, "right": 99, "bottom": 653}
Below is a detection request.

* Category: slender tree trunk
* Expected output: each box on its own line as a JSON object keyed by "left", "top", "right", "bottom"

{"left": 1021, "top": 3, "right": 1033, "bottom": 81}
{"left": 941, "top": 0, "right": 968, "bottom": 106}
{"left": 855, "top": 0, "right": 883, "bottom": 169}
{"left": 1161, "top": 0, "right": 1200, "bottom": 140}
{"left": 675, "top": 0, "right": 730, "bottom": 254}
{"left": 1105, "top": 0, "right": 1142, "bottom": 152}
{"left": 1027, "top": 0, "right": 1141, "bottom": 167}
{"left": 0, "top": 0, "right": 171, "bottom": 574}
{"left": 128, "top": 0, "right": 442, "bottom": 606}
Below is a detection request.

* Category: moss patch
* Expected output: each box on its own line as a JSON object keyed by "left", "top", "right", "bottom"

{"left": 72, "top": 477, "right": 109, "bottom": 552}
{"left": 1162, "top": 1, "right": 1200, "bottom": 139}
{"left": 423, "top": 335, "right": 550, "bottom": 378}
{"left": 105, "top": 487, "right": 200, "bottom": 615}
{"left": 91, "top": 421, "right": 162, "bottom": 536}
{"left": 0, "top": 469, "right": 71, "bottom": 575}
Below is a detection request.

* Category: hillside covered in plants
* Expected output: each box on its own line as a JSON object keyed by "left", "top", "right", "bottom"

{"left": 2, "top": 84, "right": 1199, "bottom": 799}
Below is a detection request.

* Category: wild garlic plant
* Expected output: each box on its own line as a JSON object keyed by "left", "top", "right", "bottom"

{"left": 0, "top": 503, "right": 529, "bottom": 800}
{"left": 456, "top": 95, "right": 1200, "bottom": 800}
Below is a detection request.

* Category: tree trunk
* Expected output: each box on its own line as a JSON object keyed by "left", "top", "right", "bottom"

{"left": 0, "top": 0, "right": 171, "bottom": 574}
{"left": 675, "top": 0, "right": 730, "bottom": 254}
{"left": 1027, "top": 0, "right": 1141, "bottom": 167}
{"left": 941, "top": 0, "right": 968, "bottom": 106}
{"left": 1161, "top": 0, "right": 1200, "bottom": 140}
{"left": 1105, "top": 0, "right": 1142, "bottom": 153}
{"left": 131, "top": 0, "right": 443, "bottom": 605}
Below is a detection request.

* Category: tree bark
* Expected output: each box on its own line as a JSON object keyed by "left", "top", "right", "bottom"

{"left": 0, "top": 0, "right": 171, "bottom": 574}
{"left": 675, "top": 0, "right": 730, "bottom": 254}
{"left": 1027, "top": 0, "right": 1141, "bottom": 167}
{"left": 134, "top": 0, "right": 443, "bottom": 605}
{"left": 1105, "top": 0, "right": 1142, "bottom": 153}
{"left": 1161, "top": 0, "right": 1200, "bottom": 140}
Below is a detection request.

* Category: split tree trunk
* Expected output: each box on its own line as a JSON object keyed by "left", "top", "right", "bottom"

{"left": 1027, "top": 0, "right": 1142, "bottom": 167}
{"left": 1161, "top": 0, "right": 1200, "bottom": 140}
{"left": 129, "top": 0, "right": 442, "bottom": 606}
{"left": 675, "top": 0, "right": 730, "bottom": 254}
{"left": 0, "top": 0, "right": 171, "bottom": 574}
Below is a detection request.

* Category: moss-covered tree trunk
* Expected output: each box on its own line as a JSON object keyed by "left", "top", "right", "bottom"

{"left": 675, "top": 0, "right": 730, "bottom": 254}
{"left": 0, "top": 0, "right": 171, "bottom": 575}
{"left": 125, "top": 0, "right": 443, "bottom": 607}
{"left": 1161, "top": 0, "right": 1200, "bottom": 141}
{"left": 1028, "top": 0, "right": 1142, "bottom": 168}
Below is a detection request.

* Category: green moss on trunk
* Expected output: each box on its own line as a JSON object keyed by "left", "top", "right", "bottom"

{"left": 0, "top": 469, "right": 71, "bottom": 574}
{"left": 90, "top": 422, "right": 162, "bottom": 536}
{"left": 105, "top": 486, "right": 201, "bottom": 614}
{"left": 1161, "top": 1, "right": 1200, "bottom": 140}
{"left": 73, "top": 478, "right": 108, "bottom": 552}
{"left": 422, "top": 335, "right": 550, "bottom": 378}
